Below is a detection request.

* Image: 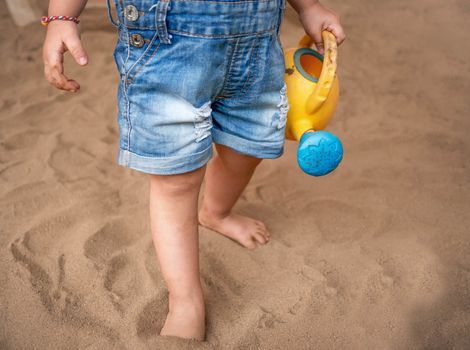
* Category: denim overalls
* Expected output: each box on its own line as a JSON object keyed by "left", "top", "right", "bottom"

{"left": 105, "top": 0, "right": 288, "bottom": 175}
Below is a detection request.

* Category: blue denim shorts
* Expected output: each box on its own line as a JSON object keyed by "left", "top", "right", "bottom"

{"left": 105, "top": 0, "right": 289, "bottom": 175}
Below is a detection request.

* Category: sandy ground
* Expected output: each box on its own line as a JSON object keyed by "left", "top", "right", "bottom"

{"left": 1, "top": 0, "right": 469, "bottom": 349}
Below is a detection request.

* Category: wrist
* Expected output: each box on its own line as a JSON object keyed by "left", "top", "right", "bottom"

{"left": 41, "top": 15, "right": 80, "bottom": 26}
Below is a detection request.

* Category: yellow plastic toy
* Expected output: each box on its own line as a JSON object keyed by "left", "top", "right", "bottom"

{"left": 284, "top": 31, "right": 343, "bottom": 176}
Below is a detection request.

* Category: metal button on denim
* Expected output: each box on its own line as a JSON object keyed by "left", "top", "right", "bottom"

{"left": 124, "top": 4, "right": 139, "bottom": 21}
{"left": 129, "top": 33, "right": 145, "bottom": 48}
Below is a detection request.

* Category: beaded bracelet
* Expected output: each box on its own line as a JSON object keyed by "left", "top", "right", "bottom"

{"left": 41, "top": 15, "right": 80, "bottom": 26}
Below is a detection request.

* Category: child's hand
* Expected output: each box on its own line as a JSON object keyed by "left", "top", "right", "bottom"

{"left": 42, "top": 21, "right": 88, "bottom": 93}
{"left": 297, "top": 1, "right": 346, "bottom": 55}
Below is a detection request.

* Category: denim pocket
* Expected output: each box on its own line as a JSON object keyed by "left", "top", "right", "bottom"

{"left": 113, "top": 25, "right": 160, "bottom": 86}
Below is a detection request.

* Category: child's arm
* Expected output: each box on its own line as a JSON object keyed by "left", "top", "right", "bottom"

{"left": 42, "top": 0, "right": 89, "bottom": 93}
{"left": 286, "top": 0, "right": 345, "bottom": 55}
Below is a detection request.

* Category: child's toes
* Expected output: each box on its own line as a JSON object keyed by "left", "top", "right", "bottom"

{"left": 257, "top": 228, "right": 270, "bottom": 240}
{"left": 254, "top": 232, "right": 268, "bottom": 245}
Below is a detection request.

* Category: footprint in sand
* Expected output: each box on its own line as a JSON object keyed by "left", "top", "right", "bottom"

{"left": 136, "top": 292, "right": 169, "bottom": 339}
{"left": 9, "top": 239, "right": 120, "bottom": 343}
{"left": 200, "top": 251, "right": 244, "bottom": 298}
{"left": 303, "top": 199, "right": 372, "bottom": 243}
{"left": 1, "top": 130, "right": 42, "bottom": 151}
{"left": 0, "top": 97, "right": 17, "bottom": 112}
{"left": 198, "top": 251, "right": 248, "bottom": 328}
{"left": 104, "top": 252, "right": 144, "bottom": 314}
{"left": 370, "top": 238, "right": 443, "bottom": 298}
{"left": 11, "top": 211, "right": 149, "bottom": 343}
{"left": 143, "top": 241, "right": 164, "bottom": 287}
{"left": 242, "top": 183, "right": 302, "bottom": 209}
{"left": 84, "top": 216, "right": 151, "bottom": 315}
{"left": 23, "top": 213, "right": 147, "bottom": 317}
{"left": 0, "top": 181, "right": 66, "bottom": 222}
{"left": 302, "top": 256, "right": 352, "bottom": 300}
{"left": 0, "top": 159, "right": 46, "bottom": 185}
{"left": 257, "top": 307, "right": 286, "bottom": 329}
{"left": 84, "top": 218, "right": 143, "bottom": 269}
{"left": 49, "top": 140, "right": 97, "bottom": 182}
{"left": 316, "top": 262, "right": 344, "bottom": 297}
{"left": 253, "top": 184, "right": 286, "bottom": 205}
{"left": 14, "top": 97, "right": 62, "bottom": 130}
{"left": 19, "top": 211, "right": 78, "bottom": 256}
{"left": 287, "top": 296, "right": 305, "bottom": 315}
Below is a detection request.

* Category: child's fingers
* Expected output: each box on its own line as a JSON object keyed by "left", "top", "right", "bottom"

{"left": 325, "top": 23, "right": 346, "bottom": 45}
{"left": 310, "top": 31, "right": 325, "bottom": 55}
{"left": 52, "top": 69, "right": 80, "bottom": 92}
{"left": 315, "top": 42, "right": 324, "bottom": 56}
{"left": 64, "top": 36, "right": 88, "bottom": 66}
{"left": 44, "top": 55, "right": 80, "bottom": 92}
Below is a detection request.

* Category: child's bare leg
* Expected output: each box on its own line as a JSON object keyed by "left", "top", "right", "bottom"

{"left": 149, "top": 166, "right": 206, "bottom": 341}
{"left": 199, "top": 144, "right": 270, "bottom": 250}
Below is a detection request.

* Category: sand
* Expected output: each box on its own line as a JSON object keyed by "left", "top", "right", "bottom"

{"left": 1, "top": 0, "right": 469, "bottom": 349}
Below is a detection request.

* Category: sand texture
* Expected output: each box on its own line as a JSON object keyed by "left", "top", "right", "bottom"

{"left": 1, "top": 0, "right": 469, "bottom": 349}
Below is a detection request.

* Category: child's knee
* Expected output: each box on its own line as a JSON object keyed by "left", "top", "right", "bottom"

{"left": 149, "top": 165, "right": 206, "bottom": 195}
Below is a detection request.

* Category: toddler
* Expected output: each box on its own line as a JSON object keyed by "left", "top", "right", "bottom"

{"left": 42, "top": 0, "right": 345, "bottom": 341}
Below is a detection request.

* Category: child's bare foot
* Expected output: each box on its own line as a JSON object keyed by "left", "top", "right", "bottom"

{"left": 198, "top": 206, "right": 271, "bottom": 250}
{"left": 160, "top": 295, "right": 205, "bottom": 341}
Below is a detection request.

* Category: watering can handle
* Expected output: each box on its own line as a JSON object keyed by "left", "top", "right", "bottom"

{"left": 299, "top": 31, "right": 338, "bottom": 115}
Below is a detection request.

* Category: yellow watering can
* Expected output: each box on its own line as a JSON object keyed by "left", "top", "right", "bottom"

{"left": 284, "top": 31, "right": 343, "bottom": 176}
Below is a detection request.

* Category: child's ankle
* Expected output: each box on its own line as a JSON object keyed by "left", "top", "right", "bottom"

{"left": 168, "top": 288, "right": 204, "bottom": 309}
{"left": 200, "top": 203, "right": 230, "bottom": 221}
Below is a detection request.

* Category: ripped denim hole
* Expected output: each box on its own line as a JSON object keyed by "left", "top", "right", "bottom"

{"left": 276, "top": 83, "right": 289, "bottom": 129}
{"left": 194, "top": 101, "right": 213, "bottom": 142}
